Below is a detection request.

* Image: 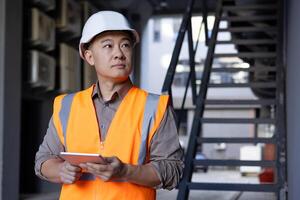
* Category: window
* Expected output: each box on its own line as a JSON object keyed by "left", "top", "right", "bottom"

{"left": 153, "top": 18, "right": 161, "bottom": 42}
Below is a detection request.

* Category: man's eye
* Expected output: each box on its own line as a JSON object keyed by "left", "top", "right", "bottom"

{"left": 121, "top": 43, "right": 131, "bottom": 48}
{"left": 103, "top": 44, "right": 112, "bottom": 48}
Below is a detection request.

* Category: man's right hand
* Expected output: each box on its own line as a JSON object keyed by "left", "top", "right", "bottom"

{"left": 59, "top": 161, "right": 82, "bottom": 184}
{"left": 41, "top": 158, "right": 82, "bottom": 184}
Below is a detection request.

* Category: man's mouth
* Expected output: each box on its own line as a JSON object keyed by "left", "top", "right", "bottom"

{"left": 112, "top": 64, "right": 126, "bottom": 68}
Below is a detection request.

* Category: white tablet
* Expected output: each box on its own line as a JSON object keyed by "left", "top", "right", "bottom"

{"left": 60, "top": 152, "right": 107, "bottom": 166}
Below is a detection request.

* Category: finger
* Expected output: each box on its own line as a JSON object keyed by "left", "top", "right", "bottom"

{"left": 65, "top": 171, "right": 82, "bottom": 182}
{"left": 84, "top": 165, "right": 113, "bottom": 179}
{"left": 65, "top": 163, "right": 82, "bottom": 172}
{"left": 95, "top": 171, "right": 114, "bottom": 181}
{"left": 104, "top": 157, "right": 123, "bottom": 170}
{"left": 62, "top": 165, "right": 82, "bottom": 177}
{"left": 60, "top": 172, "right": 77, "bottom": 184}
{"left": 86, "top": 162, "right": 110, "bottom": 171}
{"left": 79, "top": 163, "right": 88, "bottom": 169}
{"left": 85, "top": 166, "right": 107, "bottom": 175}
{"left": 105, "top": 156, "right": 117, "bottom": 164}
{"left": 61, "top": 166, "right": 78, "bottom": 176}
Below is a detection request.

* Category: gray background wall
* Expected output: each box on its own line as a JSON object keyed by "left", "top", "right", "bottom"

{"left": 287, "top": 0, "right": 300, "bottom": 199}
{"left": 0, "top": 0, "right": 5, "bottom": 196}
{"left": 0, "top": 0, "right": 22, "bottom": 199}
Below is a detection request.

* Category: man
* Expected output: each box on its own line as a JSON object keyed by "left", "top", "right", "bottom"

{"left": 35, "top": 11, "right": 183, "bottom": 200}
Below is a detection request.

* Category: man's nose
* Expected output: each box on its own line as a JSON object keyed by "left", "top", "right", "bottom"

{"left": 113, "top": 46, "right": 125, "bottom": 60}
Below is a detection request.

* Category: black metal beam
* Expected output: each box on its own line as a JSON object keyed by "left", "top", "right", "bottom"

{"left": 219, "top": 26, "right": 277, "bottom": 33}
{"left": 205, "top": 99, "right": 276, "bottom": 105}
{"left": 208, "top": 82, "right": 277, "bottom": 88}
{"left": 223, "top": 4, "right": 277, "bottom": 11}
{"left": 193, "top": 159, "right": 276, "bottom": 167}
{"left": 211, "top": 66, "right": 277, "bottom": 73}
{"left": 199, "top": 137, "right": 276, "bottom": 144}
{"left": 201, "top": 118, "right": 275, "bottom": 124}
{"left": 216, "top": 39, "right": 276, "bottom": 45}
{"left": 188, "top": 183, "right": 279, "bottom": 192}
{"left": 221, "top": 15, "right": 277, "bottom": 22}
{"left": 187, "top": 19, "right": 197, "bottom": 105}
{"left": 202, "top": 0, "right": 209, "bottom": 46}
{"left": 213, "top": 52, "right": 277, "bottom": 58}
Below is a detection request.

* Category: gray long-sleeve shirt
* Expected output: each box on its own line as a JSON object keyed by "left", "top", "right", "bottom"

{"left": 35, "top": 80, "right": 184, "bottom": 190}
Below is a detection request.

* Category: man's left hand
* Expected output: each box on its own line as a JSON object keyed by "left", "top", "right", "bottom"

{"left": 79, "top": 156, "right": 127, "bottom": 181}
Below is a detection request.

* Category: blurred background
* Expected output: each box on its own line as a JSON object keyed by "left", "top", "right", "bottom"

{"left": 0, "top": 0, "right": 300, "bottom": 199}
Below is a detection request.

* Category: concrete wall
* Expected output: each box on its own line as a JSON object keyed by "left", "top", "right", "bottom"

{"left": 287, "top": 0, "right": 300, "bottom": 199}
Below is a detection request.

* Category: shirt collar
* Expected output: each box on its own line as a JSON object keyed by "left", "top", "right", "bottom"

{"left": 92, "top": 79, "right": 133, "bottom": 103}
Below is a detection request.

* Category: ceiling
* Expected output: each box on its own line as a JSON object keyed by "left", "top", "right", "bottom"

{"left": 89, "top": 0, "right": 218, "bottom": 16}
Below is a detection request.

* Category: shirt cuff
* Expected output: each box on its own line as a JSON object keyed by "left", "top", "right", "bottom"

{"left": 149, "top": 159, "right": 184, "bottom": 190}
{"left": 150, "top": 162, "right": 164, "bottom": 189}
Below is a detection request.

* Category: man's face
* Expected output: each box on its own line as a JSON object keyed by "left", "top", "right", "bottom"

{"left": 84, "top": 31, "right": 133, "bottom": 83}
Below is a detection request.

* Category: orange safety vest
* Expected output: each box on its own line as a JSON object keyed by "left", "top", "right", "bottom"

{"left": 52, "top": 85, "right": 169, "bottom": 200}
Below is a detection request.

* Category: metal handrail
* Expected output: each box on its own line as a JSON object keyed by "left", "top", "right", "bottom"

{"left": 176, "top": 19, "right": 204, "bottom": 128}
{"left": 161, "top": 0, "right": 195, "bottom": 95}
{"left": 177, "top": 0, "right": 223, "bottom": 199}
{"left": 161, "top": 0, "right": 209, "bottom": 128}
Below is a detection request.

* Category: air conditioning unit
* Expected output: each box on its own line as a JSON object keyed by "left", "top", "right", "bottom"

{"left": 30, "top": 8, "right": 55, "bottom": 51}
{"left": 28, "top": 50, "right": 56, "bottom": 90}
{"left": 56, "top": 0, "right": 81, "bottom": 37}
{"left": 82, "top": 1, "right": 98, "bottom": 22}
{"left": 59, "top": 43, "right": 81, "bottom": 92}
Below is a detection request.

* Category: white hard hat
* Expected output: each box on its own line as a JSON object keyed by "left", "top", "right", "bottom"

{"left": 79, "top": 10, "right": 140, "bottom": 59}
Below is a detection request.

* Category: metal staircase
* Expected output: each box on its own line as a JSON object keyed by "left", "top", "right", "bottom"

{"left": 161, "top": 0, "right": 286, "bottom": 199}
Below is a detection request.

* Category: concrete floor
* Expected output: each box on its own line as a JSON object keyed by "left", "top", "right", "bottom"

{"left": 22, "top": 170, "right": 276, "bottom": 200}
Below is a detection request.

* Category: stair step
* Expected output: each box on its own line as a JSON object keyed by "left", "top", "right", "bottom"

{"left": 213, "top": 52, "right": 276, "bottom": 58}
{"left": 221, "top": 15, "right": 277, "bottom": 22}
{"left": 211, "top": 66, "right": 277, "bottom": 73}
{"left": 201, "top": 118, "right": 275, "bottom": 124}
{"left": 198, "top": 137, "right": 275, "bottom": 143}
{"left": 216, "top": 39, "right": 276, "bottom": 45}
{"left": 187, "top": 183, "right": 278, "bottom": 192}
{"left": 223, "top": 4, "right": 277, "bottom": 11}
{"left": 193, "top": 159, "right": 275, "bottom": 167}
{"left": 205, "top": 99, "right": 276, "bottom": 105}
{"left": 208, "top": 82, "right": 277, "bottom": 88}
{"left": 219, "top": 26, "right": 277, "bottom": 33}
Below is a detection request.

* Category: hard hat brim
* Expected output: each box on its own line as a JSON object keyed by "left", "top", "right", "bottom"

{"left": 79, "top": 29, "right": 139, "bottom": 60}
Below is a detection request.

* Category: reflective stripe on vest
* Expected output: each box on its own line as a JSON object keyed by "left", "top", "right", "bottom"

{"left": 59, "top": 93, "right": 75, "bottom": 151}
{"left": 138, "top": 93, "right": 160, "bottom": 165}
{"left": 60, "top": 92, "right": 160, "bottom": 179}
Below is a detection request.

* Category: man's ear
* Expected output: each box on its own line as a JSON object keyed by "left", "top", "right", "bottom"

{"left": 84, "top": 49, "right": 95, "bottom": 66}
